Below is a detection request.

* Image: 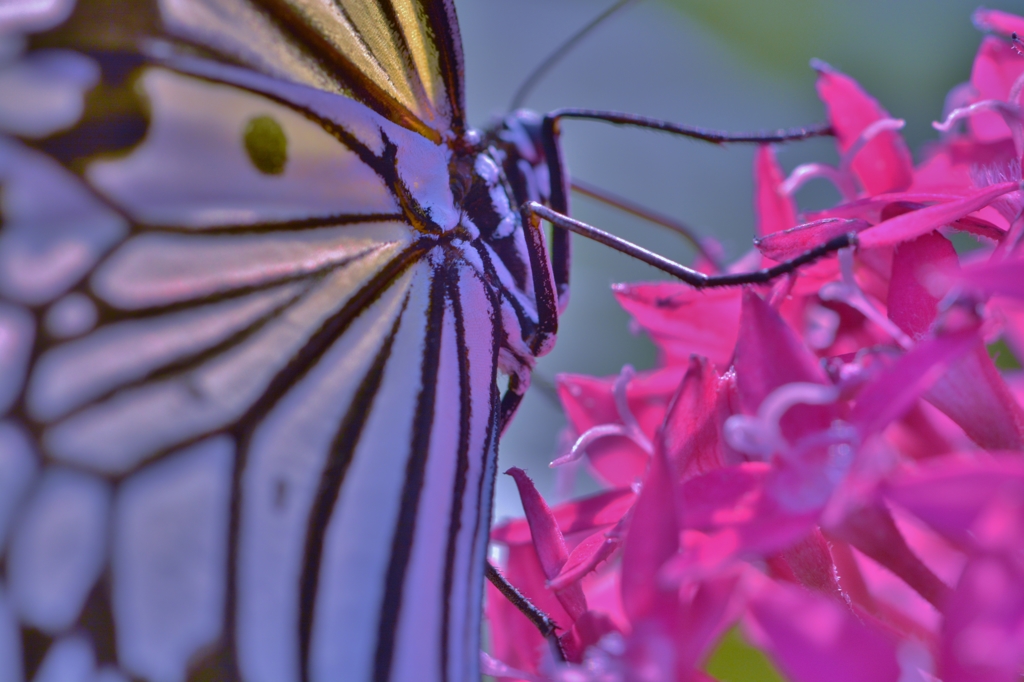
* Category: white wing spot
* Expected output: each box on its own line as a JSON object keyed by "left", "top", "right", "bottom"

{"left": 30, "top": 634, "right": 96, "bottom": 682}
{"left": 0, "top": 422, "right": 37, "bottom": 554}
{"left": 0, "top": 582, "right": 24, "bottom": 682}
{"left": 0, "top": 302, "right": 33, "bottom": 414}
{"left": 44, "top": 292, "right": 98, "bottom": 339}
{"left": 7, "top": 468, "right": 110, "bottom": 634}
{"left": 0, "top": 50, "right": 99, "bottom": 138}
{"left": 113, "top": 436, "right": 233, "bottom": 682}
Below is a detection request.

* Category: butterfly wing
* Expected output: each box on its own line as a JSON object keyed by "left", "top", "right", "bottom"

{"left": 0, "top": 1, "right": 506, "bottom": 681}
{"left": 160, "top": 0, "right": 466, "bottom": 138}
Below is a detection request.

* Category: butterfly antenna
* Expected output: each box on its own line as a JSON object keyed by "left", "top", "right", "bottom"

{"left": 572, "top": 178, "right": 725, "bottom": 271}
{"left": 509, "top": 0, "right": 640, "bottom": 110}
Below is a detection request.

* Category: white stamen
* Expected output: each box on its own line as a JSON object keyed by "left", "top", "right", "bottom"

{"left": 552, "top": 424, "right": 631, "bottom": 467}
{"left": 781, "top": 162, "right": 858, "bottom": 201}
{"left": 1009, "top": 71, "right": 1024, "bottom": 107}
{"left": 819, "top": 248, "right": 915, "bottom": 349}
{"left": 781, "top": 118, "right": 906, "bottom": 202}
{"left": 551, "top": 365, "right": 653, "bottom": 467}
{"left": 612, "top": 365, "right": 653, "bottom": 454}
{"left": 724, "top": 381, "right": 841, "bottom": 459}
{"left": 840, "top": 118, "right": 906, "bottom": 171}
{"left": 804, "top": 303, "right": 841, "bottom": 350}
{"left": 934, "top": 100, "right": 1024, "bottom": 160}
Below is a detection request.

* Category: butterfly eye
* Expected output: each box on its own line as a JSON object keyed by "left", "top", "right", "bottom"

{"left": 243, "top": 114, "right": 288, "bottom": 175}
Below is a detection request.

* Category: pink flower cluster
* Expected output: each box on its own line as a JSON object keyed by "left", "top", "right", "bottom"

{"left": 485, "top": 9, "right": 1024, "bottom": 682}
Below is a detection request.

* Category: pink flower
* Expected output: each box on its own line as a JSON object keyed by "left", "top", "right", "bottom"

{"left": 488, "top": 478, "right": 634, "bottom": 675}
{"left": 885, "top": 455, "right": 1024, "bottom": 681}
{"left": 556, "top": 365, "right": 687, "bottom": 486}
{"left": 486, "top": 11, "right": 1024, "bottom": 680}
{"left": 743, "top": 575, "right": 902, "bottom": 682}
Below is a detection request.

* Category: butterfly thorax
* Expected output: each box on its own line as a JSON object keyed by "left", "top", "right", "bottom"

{"left": 447, "top": 110, "right": 550, "bottom": 293}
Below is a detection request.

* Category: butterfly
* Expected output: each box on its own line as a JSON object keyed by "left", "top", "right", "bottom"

{"left": 0, "top": 0, "right": 572, "bottom": 680}
{"left": 0, "top": 2, "right": 844, "bottom": 681}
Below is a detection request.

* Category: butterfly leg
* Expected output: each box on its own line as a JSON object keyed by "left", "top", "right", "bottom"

{"left": 520, "top": 204, "right": 559, "bottom": 356}
{"left": 485, "top": 562, "right": 566, "bottom": 662}
{"left": 539, "top": 113, "right": 572, "bottom": 312}
{"left": 498, "top": 372, "right": 528, "bottom": 436}
{"left": 496, "top": 204, "right": 562, "bottom": 435}
{"left": 535, "top": 108, "right": 833, "bottom": 299}
{"left": 488, "top": 206, "right": 567, "bottom": 654}
{"left": 523, "top": 201, "right": 857, "bottom": 288}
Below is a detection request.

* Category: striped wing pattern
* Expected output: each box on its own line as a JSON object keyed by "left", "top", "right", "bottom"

{"left": 0, "top": 0, "right": 523, "bottom": 680}
{"left": 155, "top": 0, "right": 464, "bottom": 139}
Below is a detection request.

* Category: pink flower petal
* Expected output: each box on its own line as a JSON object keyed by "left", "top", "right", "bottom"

{"left": 479, "top": 651, "right": 538, "bottom": 682}
{"left": 755, "top": 217, "right": 870, "bottom": 263}
{"left": 557, "top": 610, "right": 619, "bottom": 665}
{"left": 973, "top": 8, "right": 1024, "bottom": 37}
{"left": 734, "top": 290, "right": 837, "bottom": 443}
{"left": 941, "top": 554, "right": 1024, "bottom": 682}
{"left": 883, "top": 454, "right": 1024, "bottom": 553}
{"left": 491, "top": 487, "right": 635, "bottom": 546}
{"left": 612, "top": 282, "right": 741, "bottom": 367}
{"left": 678, "top": 462, "right": 771, "bottom": 530}
{"left": 548, "top": 529, "right": 620, "bottom": 591}
{"left": 744, "top": 579, "right": 901, "bottom": 682}
{"left": 883, "top": 400, "right": 973, "bottom": 460}
{"left": 958, "top": 255, "right": 1024, "bottom": 299}
{"left": 827, "top": 539, "right": 943, "bottom": 640}
{"left": 507, "top": 468, "right": 570, "bottom": 577}
{"left": 967, "top": 35, "right": 1024, "bottom": 142}
{"left": 578, "top": 566, "right": 628, "bottom": 632}
{"left": 557, "top": 368, "right": 685, "bottom": 487}
{"left": 829, "top": 504, "right": 950, "bottom": 609}
{"left": 886, "top": 233, "right": 1024, "bottom": 448}
{"left": 850, "top": 327, "right": 980, "bottom": 437}
{"left": 618, "top": 621, "right": 677, "bottom": 681}
{"left": 890, "top": 491, "right": 970, "bottom": 588}
{"left": 670, "top": 465, "right": 821, "bottom": 579}
{"left": 806, "top": 192, "right": 970, "bottom": 222}
{"left": 910, "top": 138, "right": 1017, "bottom": 209}
{"left": 815, "top": 61, "right": 914, "bottom": 195}
{"left": 674, "top": 571, "right": 747, "bottom": 674}
{"left": 486, "top": 546, "right": 571, "bottom": 671}
{"left": 888, "top": 231, "right": 959, "bottom": 337}
{"left": 755, "top": 145, "right": 797, "bottom": 237}
{"left": 949, "top": 214, "right": 1006, "bottom": 241}
{"left": 620, "top": 447, "right": 679, "bottom": 624}
{"left": 925, "top": 344, "right": 1024, "bottom": 450}
{"left": 669, "top": 519, "right": 820, "bottom": 587}
{"left": 776, "top": 529, "right": 844, "bottom": 601}
{"left": 859, "top": 182, "right": 1019, "bottom": 248}
{"left": 659, "top": 356, "right": 728, "bottom": 479}
{"left": 506, "top": 467, "right": 588, "bottom": 621}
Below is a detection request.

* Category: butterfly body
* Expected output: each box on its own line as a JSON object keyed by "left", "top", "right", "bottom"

{"left": 0, "top": 1, "right": 563, "bottom": 681}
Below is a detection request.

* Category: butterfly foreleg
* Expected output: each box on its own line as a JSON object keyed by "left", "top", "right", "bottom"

{"left": 494, "top": 199, "right": 561, "bottom": 434}
{"left": 523, "top": 202, "right": 859, "bottom": 288}
{"left": 484, "top": 562, "right": 566, "bottom": 663}
{"left": 497, "top": 354, "right": 530, "bottom": 436}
